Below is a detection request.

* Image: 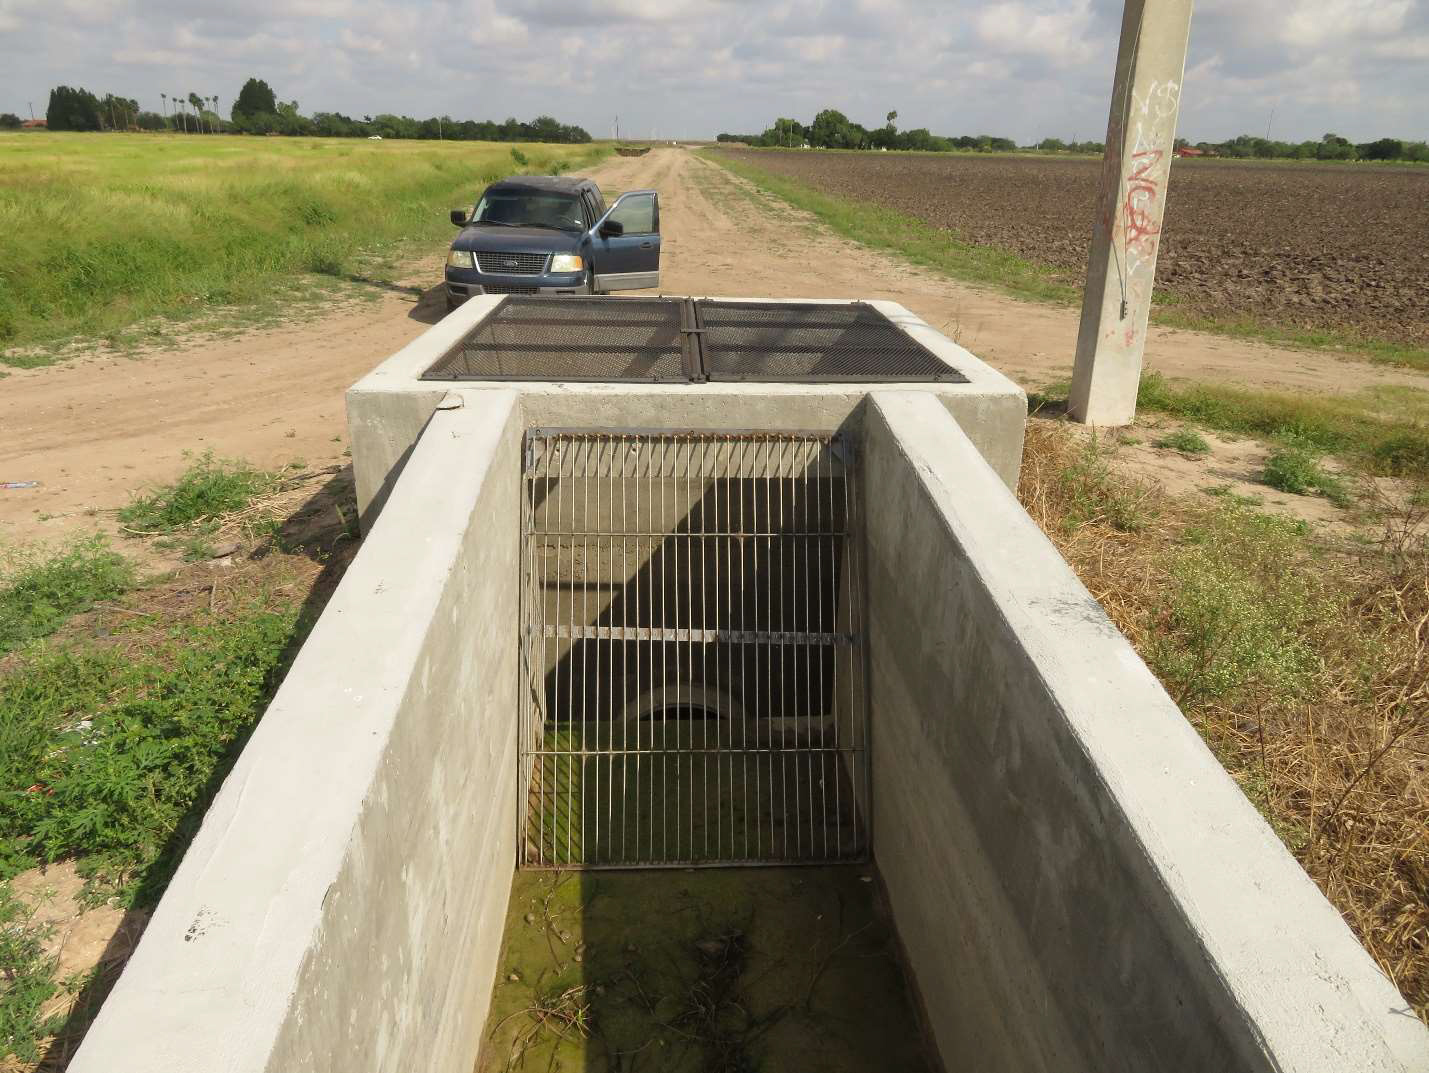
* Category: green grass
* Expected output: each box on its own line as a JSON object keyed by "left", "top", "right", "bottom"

{"left": 1262, "top": 438, "right": 1353, "bottom": 506}
{"left": 702, "top": 150, "right": 1429, "bottom": 370}
{"left": 1035, "top": 372, "right": 1429, "bottom": 481}
{"left": 1154, "top": 428, "right": 1211, "bottom": 455}
{"left": 0, "top": 601, "right": 302, "bottom": 902}
{"left": 702, "top": 149, "right": 1075, "bottom": 305}
{"left": 0, "top": 133, "right": 610, "bottom": 361}
{"left": 0, "top": 538, "right": 135, "bottom": 655}
{"left": 118, "top": 452, "right": 280, "bottom": 534}
{"left": 1152, "top": 503, "right": 1326, "bottom": 707}
{"left": 1136, "top": 372, "right": 1429, "bottom": 479}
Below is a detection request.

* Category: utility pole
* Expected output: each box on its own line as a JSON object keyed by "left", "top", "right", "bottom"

{"left": 1068, "top": 0, "right": 1194, "bottom": 427}
{"left": 28, "top": 101, "right": 34, "bottom": 121}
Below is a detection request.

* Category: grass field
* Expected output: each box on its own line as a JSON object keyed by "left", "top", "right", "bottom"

{"left": 0, "top": 133, "right": 609, "bottom": 364}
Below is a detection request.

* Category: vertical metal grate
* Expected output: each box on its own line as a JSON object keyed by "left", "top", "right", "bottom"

{"left": 518, "top": 430, "right": 869, "bottom": 868}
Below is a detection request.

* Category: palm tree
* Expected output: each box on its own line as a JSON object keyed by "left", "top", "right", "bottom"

{"left": 160, "top": 92, "right": 167, "bottom": 128}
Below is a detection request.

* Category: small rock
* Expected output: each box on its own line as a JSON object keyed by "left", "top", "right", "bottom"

{"left": 559, "top": 930, "right": 571, "bottom": 943}
{"left": 524, "top": 912, "right": 536, "bottom": 925}
{"left": 210, "top": 541, "right": 239, "bottom": 559}
{"left": 507, "top": 972, "right": 520, "bottom": 983}
{"left": 625, "top": 943, "right": 638, "bottom": 953}
{"left": 859, "top": 875, "right": 873, "bottom": 883}
{"left": 573, "top": 953, "right": 583, "bottom": 963}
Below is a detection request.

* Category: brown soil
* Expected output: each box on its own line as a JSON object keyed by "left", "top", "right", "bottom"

{"left": 711, "top": 148, "right": 1429, "bottom": 348}
{"left": 3, "top": 147, "right": 1425, "bottom": 548}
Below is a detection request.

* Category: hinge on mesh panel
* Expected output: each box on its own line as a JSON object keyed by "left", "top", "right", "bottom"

{"left": 677, "top": 298, "right": 708, "bottom": 383}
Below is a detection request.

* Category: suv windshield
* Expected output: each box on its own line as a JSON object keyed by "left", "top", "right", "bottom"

{"left": 472, "top": 191, "right": 584, "bottom": 232}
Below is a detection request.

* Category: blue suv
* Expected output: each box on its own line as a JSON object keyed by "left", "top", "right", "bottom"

{"left": 445, "top": 176, "right": 661, "bottom": 308}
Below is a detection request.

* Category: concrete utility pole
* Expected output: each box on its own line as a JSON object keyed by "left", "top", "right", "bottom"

{"left": 1068, "top": 0, "right": 1194, "bottom": 426}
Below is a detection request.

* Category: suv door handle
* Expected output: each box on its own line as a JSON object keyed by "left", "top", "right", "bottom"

{"left": 640, "top": 241, "right": 653, "bottom": 249}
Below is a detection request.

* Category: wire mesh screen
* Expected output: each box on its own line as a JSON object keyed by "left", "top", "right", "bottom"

{"left": 422, "top": 297, "right": 692, "bottom": 382}
{"left": 421, "top": 297, "right": 968, "bottom": 383}
{"left": 518, "top": 430, "right": 869, "bottom": 868}
{"left": 698, "top": 301, "right": 968, "bottom": 383}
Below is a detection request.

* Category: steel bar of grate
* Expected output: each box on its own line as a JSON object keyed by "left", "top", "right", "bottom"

{"left": 517, "top": 430, "right": 869, "bottom": 868}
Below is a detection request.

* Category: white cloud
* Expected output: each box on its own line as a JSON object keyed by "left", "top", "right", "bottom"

{"left": 976, "top": 0, "right": 1095, "bottom": 65}
{"left": 1, "top": 0, "right": 1425, "bottom": 142}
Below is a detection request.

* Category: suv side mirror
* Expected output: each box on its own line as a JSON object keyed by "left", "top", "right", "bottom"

{"left": 599, "top": 218, "right": 624, "bottom": 238}
{"left": 450, "top": 209, "right": 468, "bottom": 227}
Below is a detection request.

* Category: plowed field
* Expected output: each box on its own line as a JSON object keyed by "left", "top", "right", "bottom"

{"left": 711, "top": 149, "right": 1429, "bottom": 348}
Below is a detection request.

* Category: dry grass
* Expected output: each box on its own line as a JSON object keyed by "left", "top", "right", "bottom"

{"left": 1020, "top": 421, "right": 1429, "bottom": 1021}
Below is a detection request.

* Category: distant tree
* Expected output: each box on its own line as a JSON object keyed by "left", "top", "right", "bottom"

{"left": 135, "top": 110, "right": 166, "bottom": 131}
{"left": 1037, "top": 137, "right": 1067, "bottom": 151}
{"left": 1357, "top": 137, "right": 1404, "bottom": 161}
{"left": 232, "top": 77, "right": 278, "bottom": 122}
{"left": 809, "top": 108, "right": 856, "bottom": 149}
{"left": 99, "top": 93, "right": 139, "bottom": 130}
{"left": 1316, "top": 132, "right": 1357, "bottom": 161}
{"left": 0, "top": 113, "right": 21, "bottom": 129}
{"left": 46, "top": 85, "right": 102, "bottom": 131}
{"left": 885, "top": 110, "right": 897, "bottom": 128}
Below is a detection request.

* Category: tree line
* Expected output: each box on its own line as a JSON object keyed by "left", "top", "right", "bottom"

{"left": 716, "top": 110, "right": 1031, "bottom": 153}
{"left": 717, "top": 109, "right": 1425, "bottom": 163}
{"left": 1178, "top": 132, "right": 1429, "bottom": 162}
{"left": 27, "top": 78, "right": 591, "bottom": 144}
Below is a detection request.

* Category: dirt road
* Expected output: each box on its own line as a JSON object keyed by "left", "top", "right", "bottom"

{"left": 2, "top": 147, "right": 1421, "bottom": 544}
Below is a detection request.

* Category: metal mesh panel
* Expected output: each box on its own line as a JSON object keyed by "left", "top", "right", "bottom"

{"left": 699, "top": 301, "right": 968, "bottom": 383}
{"left": 422, "top": 297, "right": 691, "bottom": 382}
{"left": 518, "top": 431, "right": 870, "bottom": 868}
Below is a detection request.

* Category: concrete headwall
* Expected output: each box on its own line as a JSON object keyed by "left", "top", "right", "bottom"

{"left": 70, "top": 393, "right": 525, "bottom": 1073}
{"left": 862, "top": 391, "right": 1429, "bottom": 1073}
{"left": 346, "top": 295, "right": 1028, "bottom": 529}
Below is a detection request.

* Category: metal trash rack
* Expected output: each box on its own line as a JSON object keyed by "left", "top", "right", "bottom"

{"left": 517, "top": 429, "right": 871, "bottom": 868}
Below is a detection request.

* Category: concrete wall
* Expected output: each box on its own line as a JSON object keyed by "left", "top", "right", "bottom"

{"left": 70, "top": 393, "right": 525, "bottom": 1073}
{"left": 346, "top": 295, "right": 1027, "bottom": 529}
{"left": 862, "top": 391, "right": 1429, "bottom": 1073}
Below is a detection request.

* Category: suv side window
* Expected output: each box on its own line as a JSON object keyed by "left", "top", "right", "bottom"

{"left": 607, "top": 193, "right": 657, "bottom": 235}
{"left": 581, "top": 191, "right": 598, "bottom": 230}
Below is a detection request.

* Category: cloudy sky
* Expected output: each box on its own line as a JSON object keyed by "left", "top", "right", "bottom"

{"left": 1, "top": 0, "right": 1425, "bottom": 143}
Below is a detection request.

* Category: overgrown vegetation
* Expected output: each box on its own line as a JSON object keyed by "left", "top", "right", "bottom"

{"left": 1261, "top": 436, "right": 1352, "bottom": 506}
{"left": 0, "top": 539, "right": 135, "bottom": 655}
{"left": 0, "top": 884, "right": 62, "bottom": 1064}
{"left": 118, "top": 453, "right": 279, "bottom": 535}
{"left": 0, "top": 133, "right": 608, "bottom": 357}
{"left": 1153, "top": 427, "right": 1211, "bottom": 455}
{"left": 0, "top": 603, "right": 302, "bottom": 901}
{"left": 1021, "top": 424, "right": 1429, "bottom": 1019}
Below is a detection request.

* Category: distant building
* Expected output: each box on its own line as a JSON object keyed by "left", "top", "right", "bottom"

{"left": 21, "top": 118, "right": 47, "bottom": 129}
{"left": 1174, "top": 146, "right": 1206, "bottom": 158}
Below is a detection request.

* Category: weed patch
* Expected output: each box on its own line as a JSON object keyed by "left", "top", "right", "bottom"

{"left": 0, "top": 602, "right": 302, "bottom": 903}
{"left": 1153, "top": 428, "right": 1211, "bottom": 455}
{"left": 118, "top": 453, "right": 279, "bottom": 535}
{"left": 1262, "top": 439, "right": 1353, "bottom": 506}
{"left": 0, "top": 539, "right": 135, "bottom": 655}
{"left": 0, "top": 883, "right": 62, "bottom": 1064}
